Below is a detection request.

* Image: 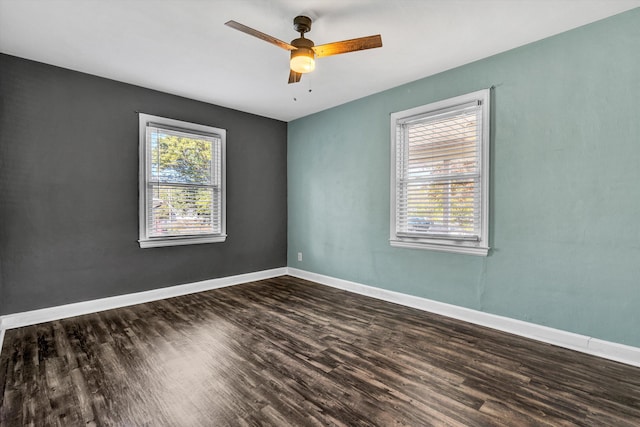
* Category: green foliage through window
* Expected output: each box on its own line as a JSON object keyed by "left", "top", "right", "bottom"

{"left": 147, "top": 127, "right": 221, "bottom": 237}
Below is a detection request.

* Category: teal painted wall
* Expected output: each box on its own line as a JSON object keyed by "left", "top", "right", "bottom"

{"left": 288, "top": 9, "right": 640, "bottom": 347}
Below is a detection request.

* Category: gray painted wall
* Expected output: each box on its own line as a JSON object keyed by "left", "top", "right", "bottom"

{"left": 0, "top": 54, "right": 288, "bottom": 314}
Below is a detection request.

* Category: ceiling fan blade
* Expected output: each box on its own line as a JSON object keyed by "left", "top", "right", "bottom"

{"left": 288, "top": 70, "right": 302, "bottom": 84}
{"left": 225, "top": 20, "right": 296, "bottom": 51}
{"left": 313, "top": 35, "right": 382, "bottom": 58}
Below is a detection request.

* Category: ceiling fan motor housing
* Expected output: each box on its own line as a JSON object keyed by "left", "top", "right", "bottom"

{"left": 291, "top": 37, "right": 314, "bottom": 50}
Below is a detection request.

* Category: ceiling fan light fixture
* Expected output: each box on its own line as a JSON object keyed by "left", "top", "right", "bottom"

{"left": 290, "top": 47, "right": 315, "bottom": 74}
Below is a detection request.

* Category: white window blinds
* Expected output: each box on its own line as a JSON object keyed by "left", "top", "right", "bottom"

{"left": 391, "top": 89, "right": 490, "bottom": 255}
{"left": 396, "top": 101, "right": 482, "bottom": 239}
{"left": 139, "top": 114, "right": 226, "bottom": 248}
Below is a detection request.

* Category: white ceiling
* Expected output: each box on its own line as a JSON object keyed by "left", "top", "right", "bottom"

{"left": 1, "top": 1, "right": 638, "bottom": 122}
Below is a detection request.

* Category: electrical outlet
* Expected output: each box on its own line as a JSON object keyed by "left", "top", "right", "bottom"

{"left": 297, "top": 252, "right": 303, "bottom": 262}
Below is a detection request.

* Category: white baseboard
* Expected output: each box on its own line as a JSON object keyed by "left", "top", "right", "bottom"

{"left": 0, "top": 267, "right": 287, "bottom": 350}
{"left": 2, "top": 266, "right": 638, "bottom": 369}
{"left": 0, "top": 328, "right": 4, "bottom": 359}
{"left": 287, "top": 267, "right": 640, "bottom": 368}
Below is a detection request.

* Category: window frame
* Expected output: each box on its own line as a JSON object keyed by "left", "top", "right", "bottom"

{"left": 390, "top": 89, "right": 490, "bottom": 256}
{"left": 138, "top": 113, "right": 227, "bottom": 248}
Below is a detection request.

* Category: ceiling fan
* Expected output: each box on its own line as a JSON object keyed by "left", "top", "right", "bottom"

{"left": 225, "top": 16, "right": 383, "bottom": 84}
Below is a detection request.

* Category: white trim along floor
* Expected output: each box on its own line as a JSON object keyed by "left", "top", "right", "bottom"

{"left": 1, "top": 267, "right": 638, "bottom": 368}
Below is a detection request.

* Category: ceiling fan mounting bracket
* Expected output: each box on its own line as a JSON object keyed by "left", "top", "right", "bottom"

{"left": 293, "top": 16, "right": 312, "bottom": 35}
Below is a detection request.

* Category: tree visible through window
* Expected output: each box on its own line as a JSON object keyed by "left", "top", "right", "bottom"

{"left": 139, "top": 114, "right": 226, "bottom": 248}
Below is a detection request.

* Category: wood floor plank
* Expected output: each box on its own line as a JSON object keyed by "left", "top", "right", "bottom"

{"left": 1, "top": 275, "right": 640, "bottom": 426}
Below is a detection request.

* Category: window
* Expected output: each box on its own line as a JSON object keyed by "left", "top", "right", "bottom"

{"left": 390, "top": 89, "right": 490, "bottom": 256}
{"left": 138, "top": 113, "right": 226, "bottom": 248}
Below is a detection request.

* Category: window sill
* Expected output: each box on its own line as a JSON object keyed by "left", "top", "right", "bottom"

{"left": 139, "top": 234, "right": 227, "bottom": 248}
{"left": 390, "top": 239, "right": 489, "bottom": 256}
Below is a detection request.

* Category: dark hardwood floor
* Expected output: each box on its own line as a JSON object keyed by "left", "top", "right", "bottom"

{"left": 1, "top": 275, "right": 639, "bottom": 426}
